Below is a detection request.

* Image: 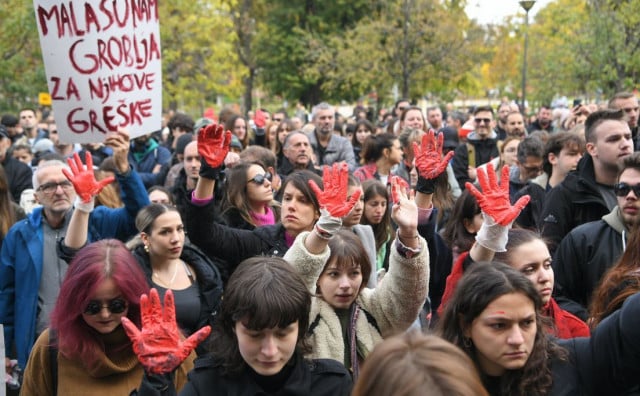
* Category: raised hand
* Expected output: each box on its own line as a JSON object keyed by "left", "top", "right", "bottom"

{"left": 390, "top": 175, "right": 418, "bottom": 231}
{"left": 309, "top": 162, "right": 361, "bottom": 218}
{"left": 197, "top": 123, "right": 232, "bottom": 179}
{"left": 62, "top": 152, "right": 114, "bottom": 203}
{"left": 254, "top": 109, "right": 267, "bottom": 129}
{"left": 465, "top": 163, "right": 530, "bottom": 226}
{"left": 121, "top": 289, "right": 211, "bottom": 375}
{"left": 413, "top": 129, "right": 455, "bottom": 180}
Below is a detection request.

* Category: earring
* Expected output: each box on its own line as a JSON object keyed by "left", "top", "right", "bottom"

{"left": 144, "top": 244, "right": 149, "bottom": 253}
{"left": 463, "top": 337, "right": 473, "bottom": 349}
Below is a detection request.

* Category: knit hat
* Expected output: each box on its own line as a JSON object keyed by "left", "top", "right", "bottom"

{"left": 193, "top": 118, "right": 214, "bottom": 134}
{"left": 175, "top": 133, "right": 194, "bottom": 155}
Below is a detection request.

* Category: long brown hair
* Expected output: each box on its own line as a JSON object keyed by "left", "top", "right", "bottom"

{"left": 589, "top": 224, "right": 640, "bottom": 328}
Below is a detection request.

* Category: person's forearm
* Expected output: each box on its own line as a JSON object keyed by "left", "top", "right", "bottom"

{"left": 64, "top": 210, "right": 90, "bottom": 248}
{"left": 194, "top": 177, "right": 215, "bottom": 200}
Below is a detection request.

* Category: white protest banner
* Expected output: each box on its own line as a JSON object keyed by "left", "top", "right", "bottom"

{"left": 34, "top": 0, "right": 162, "bottom": 143}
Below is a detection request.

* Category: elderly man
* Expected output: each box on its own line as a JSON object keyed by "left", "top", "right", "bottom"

{"left": 306, "top": 102, "right": 356, "bottom": 171}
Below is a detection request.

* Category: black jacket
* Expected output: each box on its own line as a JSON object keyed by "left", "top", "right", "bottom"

{"left": 540, "top": 154, "right": 611, "bottom": 254}
{"left": 135, "top": 353, "right": 352, "bottom": 396}
{"left": 131, "top": 243, "right": 224, "bottom": 345}
{"left": 185, "top": 199, "right": 289, "bottom": 276}
{"left": 552, "top": 208, "right": 628, "bottom": 320}
{"left": 3, "top": 155, "right": 32, "bottom": 203}
{"left": 452, "top": 132, "right": 500, "bottom": 187}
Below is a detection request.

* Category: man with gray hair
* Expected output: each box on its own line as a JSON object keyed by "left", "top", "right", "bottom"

{"left": 306, "top": 102, "right": 357, "bottom": 171}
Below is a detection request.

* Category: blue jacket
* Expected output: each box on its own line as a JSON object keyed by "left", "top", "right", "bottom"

{"left": 0, "top": 169, "right": 150, "bottom": 368}
{"left": 128, "top": 139, "right": 172, "bottom": 188}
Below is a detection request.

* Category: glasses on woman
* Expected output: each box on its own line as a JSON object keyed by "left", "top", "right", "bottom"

{"left": 83, "top": 298, "right": 128, "bottom": 315}
{"left": 247, "top": 173, "right": 273, "bottom": 186}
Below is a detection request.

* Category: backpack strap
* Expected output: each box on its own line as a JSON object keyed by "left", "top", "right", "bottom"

{"left": 49, "top": 329, "right": 59, "bottom": 396}
{"left": 466, "top": 142, "right": 476, "bottom": 168}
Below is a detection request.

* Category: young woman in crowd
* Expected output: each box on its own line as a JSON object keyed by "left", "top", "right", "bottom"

{"left": 351, "top": 119, "right": 374, "bottom": 164}
{"left": 438, "top": 164, "right": 589, "bottom": 338}
{"left": 399, "top": 106, "right": 427, "bottom": 132}
{"left": 440, "top": 189, "right": 482, "bottom": 263}
{"left": 284, "top": 167, "right": 429, "bottom": 379}
{"left": 58, "top": 155, "right": 224, "bottom": 349}
{"left": 21, "top": 240, "right": 194, "bottom": 395}
{"left": 224, "top": 114, "right": 251, "bottom": 149}
{"left": 0, "top": 164, "right": 24, "bottom": 250}
{"left": 360, "top": 180, "right": 394, "bottom": 271}
{"left": 185, "top": 123, "right": 323, "bottom": 272}
{"left": 263, "top": 121, "right": 279, "bottom": 153}
{"left": 477, "top": 136, "right": 521, "bottom": 183}
{"left": 353, "top": 133, "right": 404, "bottom": 186}
{"left": 219, "top": 161, "right": 279, "bottom": 230}
{"left": 127, "top": 257, "right": 352, "bottom": 395}
{"left": 352, "top": 331, "right": 488, "bottom": 396}
{"left": 274, "top": 119, "right": 295, "bottom": 168}
{"left": 438, "top": 261, "right": 640, "bottom": 395}
{"left": 589, "top": 224, "right": 640, "bottom": 328}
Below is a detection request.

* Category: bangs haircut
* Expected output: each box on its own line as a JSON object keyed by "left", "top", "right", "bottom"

{"left": 210, "top": 257, "right": 311, "bottom": 375}
{"left": 326, "top": 230, "right": 372, "bottom": 292}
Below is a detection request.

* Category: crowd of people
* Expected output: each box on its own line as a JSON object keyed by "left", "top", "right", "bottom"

{"left": 1, "top": 93, "right": 640, "bottom": 395}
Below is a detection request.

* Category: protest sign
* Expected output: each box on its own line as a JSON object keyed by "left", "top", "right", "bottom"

{"left": 34, "top": 0, "right": 162, "bottom": 143}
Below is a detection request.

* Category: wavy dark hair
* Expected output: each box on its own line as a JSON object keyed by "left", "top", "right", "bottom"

{"left": 221, "top": 162, "right": 278, "bottom": 228}
{"left": 209, "top": 257, "right": 311, "bottom": 375}
{"left": 360, "top": 133, "right": 398, "bottom": 163}
{"left": 590, "top": 223, "right": 640, "bottom": 328}
{"left": 437, "top": 262, "right": 566, "bottom": 396}
{"left": 441, "top": 189, "right": 480, "bottom": 253}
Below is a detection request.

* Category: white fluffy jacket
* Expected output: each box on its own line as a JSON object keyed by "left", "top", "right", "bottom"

{"left": 284, "top": 231, "right": 430, "bottom": 365}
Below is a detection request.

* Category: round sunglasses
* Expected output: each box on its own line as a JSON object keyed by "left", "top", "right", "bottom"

{"left": 83, "top": 298, "right": 128, "bottom": 315}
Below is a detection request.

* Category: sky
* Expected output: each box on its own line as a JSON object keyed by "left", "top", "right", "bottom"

{"left": 464, "top": 0, "right": 555, "bottom": 25}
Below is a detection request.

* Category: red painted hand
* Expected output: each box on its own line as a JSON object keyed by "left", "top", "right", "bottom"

{"left": 308, "top": 162, "right": 361, "bottom": 218}
{"left": 62, "top": 152, "right": 114, "bottom": 203}
{"left": 413, "top": 129, "right": 455, "bottom": 180}
{"left": 121, "top": 289, "right": 211, "bottom": 375}
{"left": 464, "top": 163, "right": 530, "bottom": 226}
{"left": 197, "top": 123, "right": 232, "bottom": 169}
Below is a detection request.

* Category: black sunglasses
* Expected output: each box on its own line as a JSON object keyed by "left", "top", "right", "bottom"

{"left": 614, "top": 182, "right": 640, "bottom": 197}
{"left": 247, "top": 172, "right": 272, "bottom": 185}
{"left": 83, "top": 298, "right": 128, "bottom": 315}
{"left": 474, "top": 118, "right": 492, "bottom": 124}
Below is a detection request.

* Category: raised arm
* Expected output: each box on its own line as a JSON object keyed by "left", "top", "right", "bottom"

{"left": 193, "top": 123, "right": 231, "bottom": 200}
{"left": 465, "top": 163, "right": 530, "bottom": 262}
{"left": 61, "top": 152, "right": 115, "bottom": 249}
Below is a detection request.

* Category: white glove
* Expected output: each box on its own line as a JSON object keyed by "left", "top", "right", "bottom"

{"left": 315, "top": 209, "right": 342, "bottom": 239}
{"left": 475, "top": 212, "right": 511, "bottom": 252}
{"left": 74, "top": 196, "right": 95, "bottom": 213}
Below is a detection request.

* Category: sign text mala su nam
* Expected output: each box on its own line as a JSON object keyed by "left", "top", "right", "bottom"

{"left": 34, "top": 0, "right": 162, "bottom": 143}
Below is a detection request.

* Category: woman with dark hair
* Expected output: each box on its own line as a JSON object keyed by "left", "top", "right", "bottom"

{"left": 185, "top": 124, "right": 322, "bottom": 273}
{"left": 360, "top": 180, "right": 393, "bottom": 271}
{"left": 353, "top": 133, "right": 404, "bottom": 186}
{"left": 438, "top": 261, "right": 640, "bottom": 395}
{"left": 220, "top": 162, "right": 279, "bottom": 230}
{"left": 351, "top": 119, "right": 374, "bottom": 164}
{"left": 352, "top": 332, "right": 488, "bottom": 396}
{"left": 438, "top": 165, "right": 588, "bottom": 339}
{"left": 21, "top": 240, "right": 194, "bottom": 395}
{"left": 128, "top": 257, "right": 352, "bottom": 395}
{"left": 590, "top": 224, "right": 640, "bottom": 328}
{"left": 274, "top": 119, "right": 295, "bottom": 168}
{"left": 440, "top": 189, "right": 481, "bottom": 262}
{"left": 285, "top": 170, "right": 429, "bottom": 378}
{"left": 224, "top": 114, "right": 251, "bottom": 149}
